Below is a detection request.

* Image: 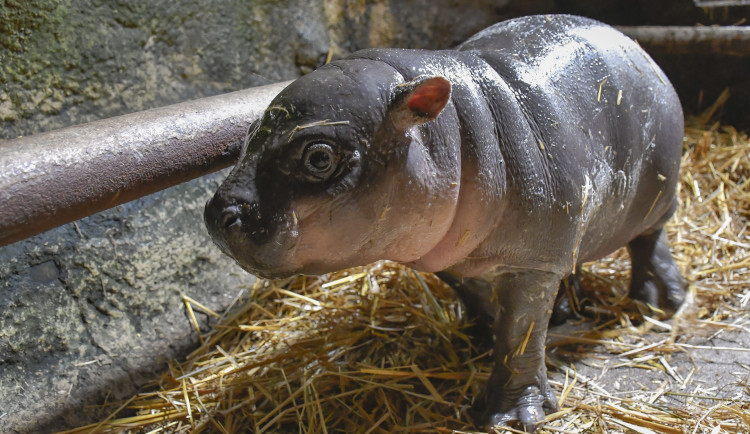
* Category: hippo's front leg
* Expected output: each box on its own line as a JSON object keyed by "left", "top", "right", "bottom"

{"left": 472, "top": 270, "right": 561, "bottom": 431}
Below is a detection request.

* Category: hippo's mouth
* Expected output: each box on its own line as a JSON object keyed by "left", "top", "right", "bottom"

{"left": 220, "top": 219, "right": 302, "bottom": 279}
{"left": 235, "top": 260, "right": 302, "bottom": 280}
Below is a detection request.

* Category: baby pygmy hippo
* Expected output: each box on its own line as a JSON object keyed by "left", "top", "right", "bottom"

{"left": 205, "top": 15, "right": 685, "bottom": 431}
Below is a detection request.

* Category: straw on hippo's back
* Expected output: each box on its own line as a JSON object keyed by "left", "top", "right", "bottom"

{"left": 205, "top": 15, "right": 685, "bottom": 431}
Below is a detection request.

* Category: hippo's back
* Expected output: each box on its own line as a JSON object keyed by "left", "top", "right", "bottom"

{"left": 457, "top": 15, "right": 685, "bottom": 263}
{"left": 457, "top": 15, "right": 608, "bottom": 58}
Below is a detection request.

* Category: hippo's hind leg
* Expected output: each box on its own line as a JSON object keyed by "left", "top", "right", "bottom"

{"left": 436, "top": 271, "right": 495, "bottom": 342}
{"left": 628, "top": 228, "right": 686, "bottom": 315}
{"left": 550, "top": 266, "right": 584, "bottom": 325}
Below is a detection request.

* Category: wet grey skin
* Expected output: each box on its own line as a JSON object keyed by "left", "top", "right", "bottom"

{"left": 205, "top": 15, "right": 686, "bottom": 432}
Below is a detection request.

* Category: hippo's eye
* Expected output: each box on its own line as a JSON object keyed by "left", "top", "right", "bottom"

{"left": 302, "top": 142, "right": 339, "bottom": 180}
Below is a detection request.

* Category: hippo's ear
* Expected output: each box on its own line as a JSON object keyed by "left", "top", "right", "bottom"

{"left": 390, "top": 76, "right": 451, "bottom": 129}
{"left": 238, "top": 118, "right": 261, "bottom": 163}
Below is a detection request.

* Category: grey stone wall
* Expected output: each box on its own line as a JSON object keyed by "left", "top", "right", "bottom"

{"left": 0, "top": 0, "right": 513, "bottom": 140}
{"left": 0, "top": 170, "right": 246, "bottom": 431}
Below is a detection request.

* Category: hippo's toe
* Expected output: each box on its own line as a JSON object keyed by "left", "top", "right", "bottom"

{"left": 474, "top": 384, "right": 558, "bottom": 432}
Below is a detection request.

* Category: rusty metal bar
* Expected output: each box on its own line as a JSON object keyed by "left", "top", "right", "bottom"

{"left": 0, "top": 81, "right": 290, "bottom": 247}
{"left": 618, "top": 26, "right": 750, "bottom": 56}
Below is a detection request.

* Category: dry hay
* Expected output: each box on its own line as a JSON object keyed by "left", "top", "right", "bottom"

{"left": 64, "top": 120, "right": 749, "bottom": 434}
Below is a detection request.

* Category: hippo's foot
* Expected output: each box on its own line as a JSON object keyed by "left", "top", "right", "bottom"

{"left": 472, "top": 382, "right": 558, "bottom": 432}
{"left": 550, "top": 267, "right": 584, "bottom": 325}
{"left": 628, "top": 228, "right": 686, "bottom": 316}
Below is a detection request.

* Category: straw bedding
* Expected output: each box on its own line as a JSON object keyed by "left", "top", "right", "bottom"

{"left": 64, "top": 120, "right": 749, "bottom": 433}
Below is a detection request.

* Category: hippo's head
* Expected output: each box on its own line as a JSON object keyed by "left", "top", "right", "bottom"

{"left": 204, "top": 59, "right": 460, "bottom": 278}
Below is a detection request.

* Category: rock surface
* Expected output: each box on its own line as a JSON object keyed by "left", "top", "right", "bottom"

{"left": 0, "top": 170, "right": 249, "bottom": 431}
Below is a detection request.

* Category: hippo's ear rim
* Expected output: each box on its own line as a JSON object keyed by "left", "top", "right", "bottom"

{"left": 238, "top": 118, "right": 261, "bottom": 163}
{"left": 389, "top": 75, "right": 451, "bottom": 130}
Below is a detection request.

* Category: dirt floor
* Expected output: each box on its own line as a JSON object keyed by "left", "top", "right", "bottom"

{"left": 548, "top": 289, "right": 750, "bottom": 433}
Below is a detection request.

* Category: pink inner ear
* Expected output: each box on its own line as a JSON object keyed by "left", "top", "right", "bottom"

{"left": 407, "top": 78, "right": 450, "bottom": 118}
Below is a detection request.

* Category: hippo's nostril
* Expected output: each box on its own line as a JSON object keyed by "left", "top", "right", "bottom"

{"left": 221, "top": 206, "right": 242, "bottom": 228}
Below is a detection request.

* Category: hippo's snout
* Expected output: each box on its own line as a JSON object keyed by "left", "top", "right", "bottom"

{"left": 204, "top": 195, "right": 237, "bottom": 255}
{"left": 205, "top": 194, "right": 268, "bottom": 243}
{"left": 204, "top": 192, "right": 300, "bottom": 278}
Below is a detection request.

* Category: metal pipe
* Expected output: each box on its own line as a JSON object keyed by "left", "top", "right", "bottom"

{"left": 618, "top": 26, "right": 750, "bottom": 56}
{"left": 0, "top": 81, "right": 290, "bottom": 247}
